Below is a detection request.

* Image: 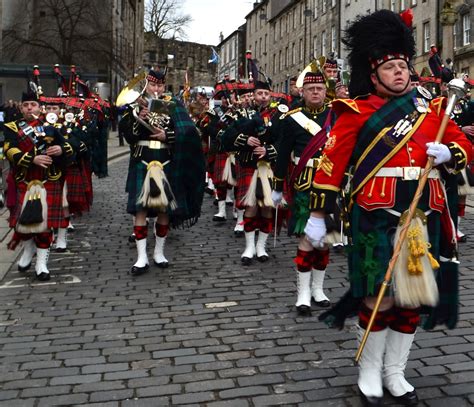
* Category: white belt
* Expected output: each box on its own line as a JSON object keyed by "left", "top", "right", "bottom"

{"left": 137, "top": 140, "right": 169, "bottom": 149}
{"left": 375, "top": 167, "right": 440, "bottom": 181}
{"left": 293, "top": 157, "right": 320, "bottom": 168}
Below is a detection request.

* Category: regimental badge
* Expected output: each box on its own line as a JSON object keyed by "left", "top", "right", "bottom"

{"left": 412, "top": 97, "right": 429, "bottom": 113}
{"left": 416, "top": 86, "right": 432, "bottom": 100}
{"left": 325, "top": 134, "right": 336, "bottom": 150}
{"left": 278, "top": 104, "right": 289, "bottom": 113}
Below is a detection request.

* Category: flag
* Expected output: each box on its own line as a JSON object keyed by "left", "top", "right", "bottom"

{"left": 208, "top": 47, "right": 219, "bottom": 64}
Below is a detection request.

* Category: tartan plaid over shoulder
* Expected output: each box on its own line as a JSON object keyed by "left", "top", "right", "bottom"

{"left": 167, "top": 99, "right": 206, "bottom": 228}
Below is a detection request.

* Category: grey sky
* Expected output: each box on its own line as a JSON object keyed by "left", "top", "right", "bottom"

{"left": 183, "top": 0, "right": 254, "bottom": 45}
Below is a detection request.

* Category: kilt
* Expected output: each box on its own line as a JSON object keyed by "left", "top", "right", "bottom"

{"left": 65, "top": 165, "right": 90, "bottom": 213}
{"left": 126, "top": 156, "right": 171, "bottom": 217}
{"left": 213, "top": 152, "right": 228, "bottom": 185}
{"left": 10, "top": 179, "right": 68, "bottom": 229}
{"left": 79, "top": 158, "right": 94, "bottom": 207}
{"left": 349, "top": 201, "right": 440, "bottom": 299}
{"left": 235, "top": 165, "right": 255, "bottom": 209}
{"left": 287, "top": 190, "right": 310, "bottom": 236}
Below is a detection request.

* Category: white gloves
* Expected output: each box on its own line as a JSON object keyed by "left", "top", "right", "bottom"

{"left": 304, "top": 216, "right": 327, "bottom": 248}
{"left": 426, "top": 142, "right": 452, "bottom": 166}
{"left": 271, "top": 190, "right": 283, "bottom": 206}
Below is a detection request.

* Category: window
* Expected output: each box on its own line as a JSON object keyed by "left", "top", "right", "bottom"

{"left": 463, "top": 14, "right": 471, "bottom": 46}
{"left": 411, "top": 0, "right": 417, "bottom": 5}
{"left": 259, "top": 38, "right": 262, "bottom": 57}
{"left": 321, "top": 30, "right": 327, "bottom": 57}
{"left": 322, "top": 0, "right": 327, "bottom": 14}
{"left": 331, "top": 25, "right": 336, "bottom": 53}
{"left": 390, "top": 0, "right": 396, "bottom": 11}
{"left": 401, "top": 0, "right": 406, "bottom": 10}
{"left": 299, "top": 38, "right": 303, "bottom": 61}
{"left": 314, "top": 0, "right": 318, "bottom": 19}
{"left": 279, "top": 50, "right": 282, "bottom": 70}
{"left": 264, "top": 34, "right": 268, "bottom": 54}
{"left": 313, "top": 36, "right": 318, "bottom": 59}
{"left": 273, "top": 54, "right": 276, "bottom": 74}
{"left": 292, "top": 42, "right": 296, "bottom": 65}
{"left": 293, "top": 10, "right": 296, "bottom": 28}
{"left": 423, "top": 21, "right": 430, "bottom": 53}
{"left": 331, "top": 0, "right": 336, "bottom": 7}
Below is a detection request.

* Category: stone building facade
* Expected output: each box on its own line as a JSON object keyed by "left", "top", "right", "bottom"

{"left": 143, "top": 34, "right": 217, "bottom": 95}
{"left": 0, "top": 0, "right": 144, "bottom": 102}
{"left": 216, "top": 25, "right": 247, "bottom": 81}
{"left": 244, "top": 0, "right": 472, "bottom": 93}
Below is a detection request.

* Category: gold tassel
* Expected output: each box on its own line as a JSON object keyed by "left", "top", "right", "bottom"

{"left": 393, "top": 209, "right": 439, "bottom": 308}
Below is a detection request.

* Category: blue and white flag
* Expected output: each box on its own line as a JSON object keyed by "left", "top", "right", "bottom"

{"left": 208, "top": 47, "right": 219, "bottom": 64}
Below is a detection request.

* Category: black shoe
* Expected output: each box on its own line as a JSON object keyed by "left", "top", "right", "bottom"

{"left": 55, "top": 247, "right": 67, "bottom": 253}
{"left": 385, "top": 388, "right": 419, "bottom": 406}
{"left": 213, "top": 199, "right": 218, "bottom": 206}
{"left": 296, "top": 305, "right": 312, "bottom": 316}
{"left": 457, "top": 235, "right": 467, "bottom": 243}
{"left": 204, "top": 187, "right": 215, "bottom": 196}
{"left": 234, "top": 230, "right": 244, "bottom": 237}
{"left": 36, "top": 272, "right": 51, "bottom": 281}
{"left": 312, "top": 297, "right": 331, "bottom": 308}
{"left": 213, "top": 215, "right": 226, "bottom": 222}
{"left": 241, "top": 257, "right": 252, "bottom": 266}
{"left": 225, "top": 201, "right": 234, "bottom": 207}
{"left": 128, "top": 234, "right": 136, "bottom": 243}
{"left": 130, "top": 264, "right": 149, "bottom": 276}
{"left": 18, "top": 263, "right": 32, "bottom": 272}
{"left": 67, "top": 226, "right": 75, "bottom": 233}
{"left": 359, "top": 389, "right": 383, "bottom": 407}
{"left": 257, "top": 254, "right": 269, "bottom": 262}
{"left": 154, "top": 260, "right": 169, "bottom": 268}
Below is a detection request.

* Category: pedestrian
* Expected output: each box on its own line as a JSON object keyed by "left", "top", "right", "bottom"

{"left": 304, "top": 10, "right": 471, "bottom": 406}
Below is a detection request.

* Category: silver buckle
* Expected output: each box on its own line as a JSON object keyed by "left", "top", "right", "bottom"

{"left": 403, "top": 167, "right": 421, "bottom": 181}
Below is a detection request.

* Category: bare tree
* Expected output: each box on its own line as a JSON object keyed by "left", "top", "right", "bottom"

{"left": 144, "top": 0, "right": 192, "bottom": 39}
{"left": 3, "top": 0, "right": 113, "bottom": 68}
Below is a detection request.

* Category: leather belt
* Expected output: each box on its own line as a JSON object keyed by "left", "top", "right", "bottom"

{"left": 375, "top": 167, "right": 440, "bottom": 181}
{"left": 293, "top": 157, "right": 320, "bottom": 168}
{"left": 137, "top": 140, "right": 169, "bottom": 149}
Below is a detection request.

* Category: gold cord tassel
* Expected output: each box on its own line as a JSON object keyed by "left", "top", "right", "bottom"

{"left": 393, "top": 209, "right": 439, "bottom": 308}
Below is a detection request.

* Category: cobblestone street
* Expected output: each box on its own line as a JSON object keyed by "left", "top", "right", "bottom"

{"left": 0, "top": 155, "right": 473, "bottom": 407}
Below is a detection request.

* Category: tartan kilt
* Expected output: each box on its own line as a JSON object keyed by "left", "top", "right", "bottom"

{"left": 10, "top": 179, "right": 68, "bottom": 229}
{"left": 126, "top": 159, "right": 170, "bottom": 217}
{"left": 65, "top": 165, "right": 90, "bottom": 213}
{"left": 213, "top": 152, "right": 228, "bottom": 185}
{"left": 79, "top": 158, "right": 94, "bottom": 207}
{"left": 235, "top": 165, "right": 255, "bottom": 209}
{"left": 287, "top": 190, "right": 310, "bottom": 236}
{"left": 349, "top": 202, "right": 441, "bottom": 299}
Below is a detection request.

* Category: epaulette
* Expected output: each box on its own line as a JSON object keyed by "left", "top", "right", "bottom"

{"left": 330, "top": 99, "right": 361, "bottom": 114}
{"left": 430, "top": 97, "right": 447, "bottom": 116}
{"left": 279, "top": 107, "right": 302, "bottom": 120}
{"left": 4, "top": 121, "right": 18, "bottom": 133}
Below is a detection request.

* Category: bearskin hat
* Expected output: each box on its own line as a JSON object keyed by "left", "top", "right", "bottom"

{"left": 343, "top": 9, "right": 415, "bottom": 98}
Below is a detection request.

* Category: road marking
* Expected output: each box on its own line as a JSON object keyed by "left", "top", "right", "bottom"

{"left": 204, "top": 301, "right": 238, "bottom": 309}
{"left": 0, "top": 274, "right": 82, "bottom": 289}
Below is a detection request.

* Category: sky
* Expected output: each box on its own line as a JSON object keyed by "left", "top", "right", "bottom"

{"left": 182, "top": 0, "right": 255, "bottom": 46}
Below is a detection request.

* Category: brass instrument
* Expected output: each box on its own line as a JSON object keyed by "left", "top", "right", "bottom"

{"left": 116, "top": 71, "right": 174, "bottom": 133}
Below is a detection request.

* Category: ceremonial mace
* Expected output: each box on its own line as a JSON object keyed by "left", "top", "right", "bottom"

{"left": 355, "top": 78, "right": 468, "bottom": 363}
